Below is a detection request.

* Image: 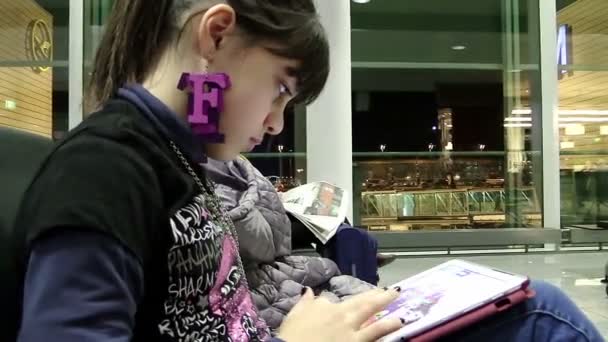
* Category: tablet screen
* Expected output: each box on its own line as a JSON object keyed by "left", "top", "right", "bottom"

{"left": 377, "top": 260, "right": 527, "bottom": 341}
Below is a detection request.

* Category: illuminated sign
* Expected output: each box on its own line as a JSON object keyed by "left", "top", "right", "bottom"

{"left": 557, "top": 24, "right": 573, "bottom": 79}
{"left": 25, "top": 19, "right": 52, "bottom": 73}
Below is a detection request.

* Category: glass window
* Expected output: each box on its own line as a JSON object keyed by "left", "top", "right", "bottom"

{"left": 351, "top": 0, "right": 543, "bottom": 231}
{"left": 0, "top": 0, "right": 69, "bottom": 139}
{"left": 557, "top": 0, "right": 608, "bottom": 228}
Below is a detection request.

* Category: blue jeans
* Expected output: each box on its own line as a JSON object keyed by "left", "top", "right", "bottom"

{"left": 439, "top": 280, "right": 605, "bottom": 341}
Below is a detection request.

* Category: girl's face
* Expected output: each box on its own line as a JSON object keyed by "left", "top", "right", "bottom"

{"left": 189, "top": 5, "right": 299, "bottom": 161}
{"left": 207, "top": 45, "right": 298, "bottom": 160}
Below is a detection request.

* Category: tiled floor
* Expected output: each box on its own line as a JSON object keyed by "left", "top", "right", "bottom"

{"left": 378, "top": 251, "right": 608, "bottom": 339}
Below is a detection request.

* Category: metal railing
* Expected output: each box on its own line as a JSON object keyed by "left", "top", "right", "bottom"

{"left": 361, "top": 187, "right": 540, "bottom": 224}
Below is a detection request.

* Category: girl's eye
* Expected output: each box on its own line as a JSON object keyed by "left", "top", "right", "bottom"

{"left": 278, "top": 83, "right": 293, "bottom": 98}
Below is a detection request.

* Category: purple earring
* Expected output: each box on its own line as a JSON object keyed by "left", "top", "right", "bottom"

{"left": 177, "top": 69, "right": 231, "bottom": 145}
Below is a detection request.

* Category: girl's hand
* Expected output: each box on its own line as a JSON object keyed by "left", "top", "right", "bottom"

{"left": 277, "top": 287, "right": 403, "bottom": 342}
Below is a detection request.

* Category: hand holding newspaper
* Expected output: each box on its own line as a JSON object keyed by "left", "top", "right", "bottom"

{"left": 280, "top": 181, "right": 349, "bottom": 244}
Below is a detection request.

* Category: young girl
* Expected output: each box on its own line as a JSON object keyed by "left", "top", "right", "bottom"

{"left": 14, "top": 0, "right": 404, "bottom": 341}
{"left": 13, "top": 1, "right": 605, "bottom": 342}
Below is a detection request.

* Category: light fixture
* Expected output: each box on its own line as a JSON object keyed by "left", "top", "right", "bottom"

{"left": 511, "top": 108, "right": 608, "bottom": 116}
{"left": 504, "top": 123, "right": 532, "bottom": 128}
{"left": 505, "top": 117, "right": 532, "bottom": 122}
{"left": 352, "top": 0, "right": 371, "bottom": 3}
{"left": 560, "top": 141, "right": 575, "bottom": 149}
{"left": 4, "top": 99, "right": 16, "bottom": 110}
{"left": 560, "top": 117, "right": 608, "bottom": 122}
{"left": 432, "top": 126, "right": 437, "bottom": 131}
{"left": 559, "top": 109, "right": 608, "bottom": 115}
{"left": 451, "top": 45, "right": 466, "bottom": 51}
{"left": 565, "top": 124, "right": 585, "bottom": 136}
{"left": 511, "top": 109, "right": 532, "bottom": 115}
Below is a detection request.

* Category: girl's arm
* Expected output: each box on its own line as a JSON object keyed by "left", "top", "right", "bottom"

{"left": 18, "top": 230, "right": 144, "bottom": 342}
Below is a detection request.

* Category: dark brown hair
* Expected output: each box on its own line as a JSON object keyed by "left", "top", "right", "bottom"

{"left": 88, "top": 0, "right": 329, "bottom": 108}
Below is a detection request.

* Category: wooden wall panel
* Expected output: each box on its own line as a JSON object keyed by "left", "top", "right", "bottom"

{"left": 558, "top": 0, "right": 608, "bottom": 169}
{"left": 0, "top": 0, "right": 53, "bottom": 137}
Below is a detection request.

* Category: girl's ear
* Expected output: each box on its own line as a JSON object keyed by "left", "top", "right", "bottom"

{"left": 195, "top": 4, "right": 237, "bottom": 62}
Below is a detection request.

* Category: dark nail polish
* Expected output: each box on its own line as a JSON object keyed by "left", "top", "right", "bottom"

{"left": 300, "top": 287, "right": 308, "bottom": 295}
{"left": 383, "top": 286, "right": 389, "bottom": 291}
{"left": 394, "top": 286, "right": 402, "bottom": 292}
{"left": 400, "top": 318, "right": 406, "bottom": 325}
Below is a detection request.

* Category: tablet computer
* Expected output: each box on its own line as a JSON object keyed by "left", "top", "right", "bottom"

{"left": 376, "top": 259, "right": 533, "bottom": 342}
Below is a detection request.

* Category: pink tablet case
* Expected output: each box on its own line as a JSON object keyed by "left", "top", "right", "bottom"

{"left": 407, "top": 280, "right": 535, "bottom": 342}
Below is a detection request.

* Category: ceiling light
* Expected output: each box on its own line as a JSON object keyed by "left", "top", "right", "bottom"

{"left": 559, "top": 109, "right": 608, "bottom": 115}
{"left": 451, "top": 45, "right": 466, "bottom": 51}
{"left": 504, "top": 123, "right": 532, "bottom": 128}
{"left": 352, "top": 0, "right": 371, "bottom": 3}
{"left": 511, "top": 108, "right": 608, "bottom": 116}
{"left": 565, "top": 124, "right": 585, "bottom": 136}
{"left": 4, "top": 99, "right": 16, "bottom": 110}
{"left": 560, "top": 141, "right": 575, "bottom": 149}
{"left": 560, "top": 117, "right": 608, "bottom": 122}
{"left": 505, "top": 117, "right": 532, "bottom": 122}
{"left": 511, "top": 109, "right": 532, "bottom": 115}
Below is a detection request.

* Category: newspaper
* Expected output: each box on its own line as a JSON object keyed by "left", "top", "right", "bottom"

{"left": 281, "top": 181, "right": 348, "bottom": 244}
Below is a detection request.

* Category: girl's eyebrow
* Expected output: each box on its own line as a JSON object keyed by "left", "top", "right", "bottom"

{"left": 284, "top": 65, "right": 298, "bottom": 77}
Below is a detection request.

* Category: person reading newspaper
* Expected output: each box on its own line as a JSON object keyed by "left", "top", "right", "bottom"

{"left": 272, "top": 179, "right": 395, "bottom": 267}
{"left": 280, "top": 181, "right": 347, "bottom": 243}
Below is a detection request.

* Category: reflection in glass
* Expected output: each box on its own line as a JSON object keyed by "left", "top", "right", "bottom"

{"left": 557, "top": 0, "right": 608, "bottom": 228}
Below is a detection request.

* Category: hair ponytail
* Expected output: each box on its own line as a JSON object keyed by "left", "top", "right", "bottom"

{"left": 88, "top": 0, "right": 175, "bottom": 108}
